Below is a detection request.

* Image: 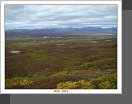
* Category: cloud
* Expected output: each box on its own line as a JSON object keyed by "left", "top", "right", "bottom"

{"left": 5, "top": 4, "right": 117, "bottom": 30}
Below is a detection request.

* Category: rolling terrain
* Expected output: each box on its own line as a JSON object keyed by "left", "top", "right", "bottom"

{"left": 5, "top": 34, "right": 117, "bottom": 89}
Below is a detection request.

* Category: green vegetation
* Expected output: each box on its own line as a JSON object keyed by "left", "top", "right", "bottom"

{"left": 5, "top": 77, "right": 33, "bottom": 89}
{"left": 57, "top": 80, "right": 95, "bottom": 89}
{"left": 57, "top": 73, "right": 117, "bottom": 89}
{"left": 91, "top": 72, "right": 117, "bottom": 89}
{"left": 5, "top": 35, "right": 117, "bottom": 89}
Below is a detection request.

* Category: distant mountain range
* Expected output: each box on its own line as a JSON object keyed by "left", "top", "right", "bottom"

{"left": 6, "top": 27, "right": 117, "bottom": 38}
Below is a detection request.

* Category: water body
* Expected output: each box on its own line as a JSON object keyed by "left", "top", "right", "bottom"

{"left": 105, "top": 40, "right": 111, "bottom": 42}
{"left": 92, "top": 41, "right": 98, "bottom": 43}
{"left": 43, "top": 36, "right": 49, "bottom": 39}
{"left": 57, "top": 43, "right": 65, "bottom": 46}
{"left": 10, "top": 50, "right": 20, "bottom": 54}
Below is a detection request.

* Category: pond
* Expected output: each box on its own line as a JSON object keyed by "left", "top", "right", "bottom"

{"left": 10, "top": 50, "right": 21, "bottom": 54}
{"left": 105, "top": 40, "right": 111, "bottom": 42}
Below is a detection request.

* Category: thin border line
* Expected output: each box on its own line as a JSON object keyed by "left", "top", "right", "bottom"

{"left": 0, "top": 1, "right": 122, "bottom": 94}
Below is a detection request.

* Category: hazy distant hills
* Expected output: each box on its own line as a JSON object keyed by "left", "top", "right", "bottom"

{"left": 6, "top": 27, "right": 117, "bottom": 38}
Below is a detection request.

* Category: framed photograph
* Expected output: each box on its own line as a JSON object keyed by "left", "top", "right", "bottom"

{"left": 0, "top": 1, "right": 122, "bottom": 94}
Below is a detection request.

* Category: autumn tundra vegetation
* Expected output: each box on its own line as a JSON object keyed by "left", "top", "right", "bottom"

{"left": 5, "top": 35, "right": 117, "bottom": 89}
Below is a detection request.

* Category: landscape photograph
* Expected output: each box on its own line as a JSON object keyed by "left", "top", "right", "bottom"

{"left": 5, "top": 4, "right": 118, "bottom": 89}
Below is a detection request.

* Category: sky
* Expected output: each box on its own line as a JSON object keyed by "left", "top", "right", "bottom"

{"left": 5, "top": 5, "right": 117, "bottom": 30}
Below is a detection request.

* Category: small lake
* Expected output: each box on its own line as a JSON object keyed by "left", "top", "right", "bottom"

{"left": 10, "top": 50, "right": 21, "bottom": 54}
{"left": 57, "top": 43, "right": 65, "bottom": 46}
{"left": 92, "top": 41, "right": 98, "bottom": 43}
{"left": 105, "top": 40, "right": 112, "bottom": 42}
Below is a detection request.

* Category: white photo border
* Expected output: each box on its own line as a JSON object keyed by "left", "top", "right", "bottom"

{"left": 0, "top": 1, "right": 122, "bottom": 94}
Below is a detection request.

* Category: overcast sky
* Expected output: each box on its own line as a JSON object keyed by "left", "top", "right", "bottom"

{"left": 5, "top": 5, "right": 117, "bottom": 30}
